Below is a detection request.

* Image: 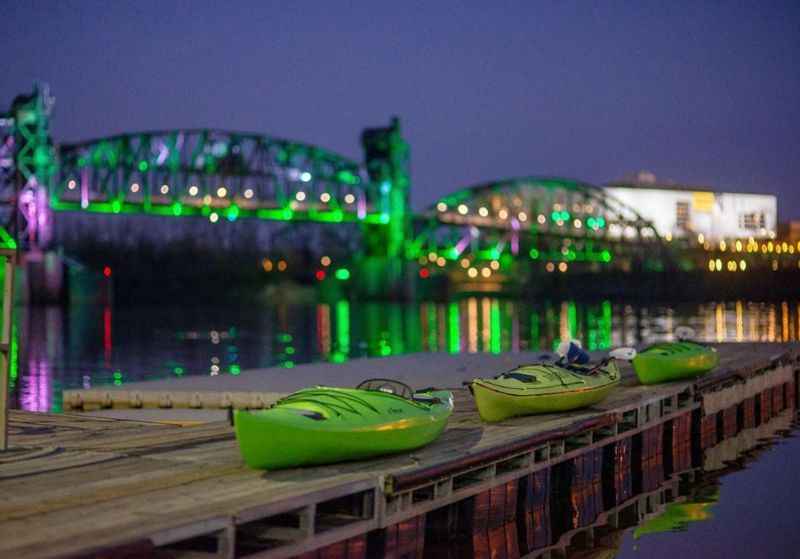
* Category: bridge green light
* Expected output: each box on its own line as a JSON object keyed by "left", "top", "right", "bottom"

{"left": 313, "top": 209, "right": 344, "bottom": 223}
{"left": 334, "top": 300, "right": 350, "bottom": 361}
{"left": 448, "top": 303, "right": 460, "bottom": 353}
{"left": 490, "top": 300, "right": 501, "bottom": 354}
{"left": 601, "top": 250, "right": 612, "bottom": 263}
{"left": 138, "top": 160, "right": 148, "bottom": 172}
{"left": 529, "top": 248, "right": 540, "bottom": 260}
{"left": 172, "top": 202, "right": 183, "bottom": 216}
{"left": 336, "top": 170, "right": 359, "bottom": 185}
{"left": 33, "top": 145, "right": 51, "bottom": 167}
{"left": 334, "top": 268, "right": 351, "bottom": 281}
{"left": 226, "top": 205, "right": 239, "bottom": 221}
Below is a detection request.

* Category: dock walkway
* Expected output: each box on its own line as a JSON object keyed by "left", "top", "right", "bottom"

{"left": 2, "top": 343, "right": 797, "bottom": 559}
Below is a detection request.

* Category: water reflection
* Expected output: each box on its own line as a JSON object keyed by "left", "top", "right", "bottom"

{"left": 382, "top": 380, "right": 797, "bottom": 559}
{"left": 10, "top": 298, "right": 800, "bottom": 412}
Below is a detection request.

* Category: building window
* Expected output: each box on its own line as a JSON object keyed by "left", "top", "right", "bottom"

{"left": 676, "top": 201, "right": 690, "bottom": 230}
{"left": 740, "top": 212, "right": 765, "bottom": 230}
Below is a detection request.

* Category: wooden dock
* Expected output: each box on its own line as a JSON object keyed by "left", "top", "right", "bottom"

{"left": 2, "top": 343, "right": 798, "bottom": 559}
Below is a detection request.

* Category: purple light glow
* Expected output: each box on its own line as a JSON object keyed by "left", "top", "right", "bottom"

{"left": 454, "top": 233, "right": 471, "bottom": 256}
{"left": 80, "top": 167, "right": 89, "bottom": 209}
{"left": 357, "top": 193, "right": 366, "bottom": 219}
{"left": 510, "top": 218, "right": 520, "bottom": 255}
{"left": 22, "top": 357, "right": 51, "bottom": 412}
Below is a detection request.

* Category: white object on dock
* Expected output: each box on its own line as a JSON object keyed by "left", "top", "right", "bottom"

{"left": 675, "top": 326, "right": 696, "bottom": 341}
{"left": 609, "top": 347, "right": 637, "bottom": 361}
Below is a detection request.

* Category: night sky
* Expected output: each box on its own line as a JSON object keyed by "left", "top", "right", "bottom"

{"left": 3, "top": 1, "right": 799, "bottom": 218}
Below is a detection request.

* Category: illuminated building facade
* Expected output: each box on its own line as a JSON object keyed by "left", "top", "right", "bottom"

{"left": 605, "top": 171, "right": 777, "bottom": 242}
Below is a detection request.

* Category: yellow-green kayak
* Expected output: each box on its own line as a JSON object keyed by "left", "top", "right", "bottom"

{"left": 234, "top": 379, "right": 453, "bottom": 470}
{"left": 466, "top": 360, "right": 620, "bottom": 422}
{"left": 632, "top": 341, "right": 719, "bottom": 385}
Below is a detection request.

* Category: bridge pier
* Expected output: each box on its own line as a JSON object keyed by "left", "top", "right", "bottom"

{"left": 20, "top": 251, "right": 65, "bottom": 304}
{"left": 18, "top": 251, "right": 111, "bottom": 305}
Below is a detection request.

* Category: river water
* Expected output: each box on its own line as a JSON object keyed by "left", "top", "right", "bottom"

{"left": 610, "top": 411, "right": 800, "bottom": 558}
{"left": 10, "top": 298, "right": 800, "bottom": 412}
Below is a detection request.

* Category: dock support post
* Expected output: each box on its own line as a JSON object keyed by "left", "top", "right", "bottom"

{"left": 0, "top": 250, "right": 16, "bottom": 452}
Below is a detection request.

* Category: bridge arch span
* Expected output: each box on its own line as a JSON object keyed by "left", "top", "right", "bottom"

{"left": 427, "top": 176, "right": 657, "bottom": 238}
{"left": 410, "top": 176, "right": 669, "bottom": 278}
{"left": 54, "top": 128, "right": 389, "bottom": 225}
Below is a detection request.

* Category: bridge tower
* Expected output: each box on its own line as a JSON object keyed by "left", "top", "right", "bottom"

{"left": 359, "top": 117, "right": 411, "bottom": 296}
{"left": 2, "top": 84, "right": 56, "bottom": 249}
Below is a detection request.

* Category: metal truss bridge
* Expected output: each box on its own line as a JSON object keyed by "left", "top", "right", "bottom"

{"left": 1, "top": 85, "right": 794, "bottom": 293}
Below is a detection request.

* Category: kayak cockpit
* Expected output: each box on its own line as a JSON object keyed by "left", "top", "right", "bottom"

{"left": 499, "top": 371, "right": 541, "bottom": 383}
{"left": 356, "top": 378, "right": 415, "bottom": 398}
{"left": 356, "top": 378, "right": 444, "bottom": 405}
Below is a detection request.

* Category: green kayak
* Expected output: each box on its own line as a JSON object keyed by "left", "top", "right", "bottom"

{"left": 467, "top": 360, "right": 620, "bottom": 422}
{"left": 632, "top": 341, "right": 719, "bottom": 385}
{"left": 634, "top": 488, "right": 719, "bottom": 538}
{"left": 234, "top": 379, "right": 453, "bottom": 470}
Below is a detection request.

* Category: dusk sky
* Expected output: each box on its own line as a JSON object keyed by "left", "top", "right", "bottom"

{"left": 3, "top": 1, "right": 799, "bottom": 218}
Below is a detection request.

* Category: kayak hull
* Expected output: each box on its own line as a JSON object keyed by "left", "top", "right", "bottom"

{"left": 469, "top": 361, "right": 620, "bottom": 422}
{"left": 234, "top": 387, "right": 453, "bottom": 470}
{"left": 632, "top": 342, "right": 719, "bottom": 385}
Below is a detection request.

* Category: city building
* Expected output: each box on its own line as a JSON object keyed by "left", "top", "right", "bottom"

{"left": 778, "top": 220, "right": 800, "bottom": 243}
{"left": 604, "top": 171, "right": 777, "bottom": 242}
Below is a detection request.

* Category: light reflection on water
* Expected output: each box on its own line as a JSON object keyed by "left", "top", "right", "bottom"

{"left": 578, "top": 411, "right": 800, "bottom": 559}
{"left": 399, "top": 394, "right": 798, "bottom": 558}
{"left": 10, "top": 298, "right": 800, "bottom": 412}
